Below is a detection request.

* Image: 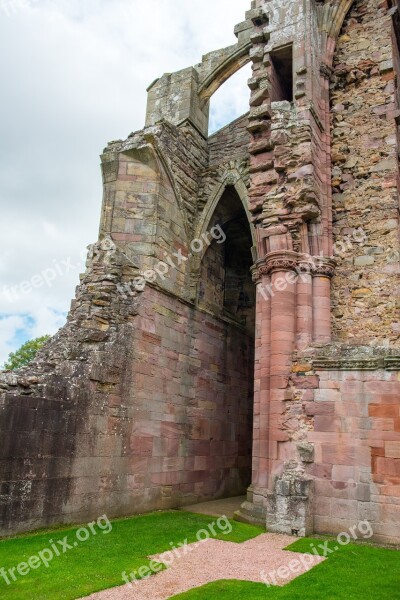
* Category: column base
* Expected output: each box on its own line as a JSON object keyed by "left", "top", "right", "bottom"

{"left": 234, "top": 485, "right": 267, "bottom": 527}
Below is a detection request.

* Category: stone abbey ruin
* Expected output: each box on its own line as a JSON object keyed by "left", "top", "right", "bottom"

{"left": 1, "top": 0, "right": 400, "bottom": 544}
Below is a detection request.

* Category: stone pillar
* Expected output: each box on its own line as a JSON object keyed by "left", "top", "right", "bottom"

{"left": 312, "top": 260, "right": 336, "bottom": 343}
{"left": 258, "top": 273, "right": 272, "bottom": 490}
{"left": 236, "top": 250, "right": 298, "bottom": 524}
{"left": 269, "top": 253, "right": 298, "bottom": 474}
{"left": 297, "top": 270, "right": 313, "bottom": 350}
{"left": 237, "top": 272, "right": 272, "bottom": 525}
{"left": 237, "top": 0, "right": 339, "bottom": 534}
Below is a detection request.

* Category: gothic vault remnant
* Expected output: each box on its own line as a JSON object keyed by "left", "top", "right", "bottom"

{"left": 1, "top": 0, "right": 399, "bottom": 545}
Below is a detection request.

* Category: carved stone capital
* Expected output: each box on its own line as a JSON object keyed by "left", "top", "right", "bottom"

{"left": 311, "top": 257, "right": 337, "bottom": 278}
{"left": 252, "top": 253, "right": 337, "bottom": 282}
{"left": 252, "top": 250, "right": 301, "bottom": 281}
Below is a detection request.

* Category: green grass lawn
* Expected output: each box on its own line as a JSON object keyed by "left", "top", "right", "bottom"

{"left": 171, "top": 538, "right": 400, "bottom": 600}
{"left": 0, "top": 511, "right": 262, "bottom": 600}
{"left": 1, "top": 512, "right": 399, "bottom": 600}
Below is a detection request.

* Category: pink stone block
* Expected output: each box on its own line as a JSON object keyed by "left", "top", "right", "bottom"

{"left": 151, "top": 471, "right": 181, "bottom": 485}
{"left": 369, "top": 405, "right": 398, "bottom": 418}
{"left": 305, "top": 402, "right": 335, "bottom": 416}
{"left": 386, "top": 442, "right": 400, "bottom": 459}
{"left": 314, "top": 416, "right": 340, "bottom": 432}
{"left": 330, "top": 498, "right": 358, "bottom": 520}
{"left": 129, "top": 436, "right": 153, "bottom": 456}
{"left": 314, "top": 389, "right": 341, "bottom": 402}
{"left": 291, "top": 375, "right": 319, "bottom": 389}
{"left": 376, "top": 458, "right": 400, "bottom": 478}
{"left": 332, "top": 465, "right": 357, "bottom": 482}
{"left": 307, "top": 462, "right": 333, "bottom": 480}
{"left": 161, "top": 421, "right": 185, "bottom": 439}
{"left": 314, "top": 495, "right": 332, "bottom": 517}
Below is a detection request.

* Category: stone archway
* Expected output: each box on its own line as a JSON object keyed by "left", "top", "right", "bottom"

{"left": 197, "top": 185, "right": 256, "bottom": 496}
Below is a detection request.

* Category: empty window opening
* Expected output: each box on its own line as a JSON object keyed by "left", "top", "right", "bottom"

{"left": 269, "top": 44, "right": 293, "bottom": 103}
{"left": 209, "top": 63, "right": 252, "bottom": 135}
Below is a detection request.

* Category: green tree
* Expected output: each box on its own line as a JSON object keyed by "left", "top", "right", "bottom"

{"left": 3, "top": 335, "right": 51, "bottom": 370}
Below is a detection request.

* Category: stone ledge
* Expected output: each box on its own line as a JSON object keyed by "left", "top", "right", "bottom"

{"left": 297, "top": 344, "right": 400, "bottom": 372}
{"left": 312, "top": 358, "right": 400, "bottom": 371}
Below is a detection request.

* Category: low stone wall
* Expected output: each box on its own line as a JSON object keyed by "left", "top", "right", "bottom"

{"left": 289, "top": 347, "right": 400, "bottom": 546}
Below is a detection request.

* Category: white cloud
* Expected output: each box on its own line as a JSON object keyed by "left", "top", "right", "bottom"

{"left": 209, "top": 63, "right": 252, "bottom": 133}
{"left": 0, "top": 310, "right": 65, "bottom": 368}
{"left": 0, "top": 316, "right": 26, "bottom": 366}
{"left": 0, "top": 0, "right": 250, "bottom": 363}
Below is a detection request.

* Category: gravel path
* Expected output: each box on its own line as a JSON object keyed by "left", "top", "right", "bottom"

{"left": 82, "top": 533, "right": 325, "bottom": 600}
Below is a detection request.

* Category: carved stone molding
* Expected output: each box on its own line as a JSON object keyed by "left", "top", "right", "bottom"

{"left": 385, "top": 357, "right": 400, "bottom": 371}
{"left": 252, "top": 252, "right": 337, "bottom": 282}
{"left": 312, "top": 356, "right": 400, "bottom": 372}
{"left": 216, "top": 158, "right": 250, "bottom": 187}
{"left": 312, "top": 358, "right": 382, "bottom": 371}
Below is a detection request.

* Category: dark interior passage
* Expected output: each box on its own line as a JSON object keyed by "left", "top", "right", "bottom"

{"left": 198, "top": 186, "right": 255, "bottom": 494}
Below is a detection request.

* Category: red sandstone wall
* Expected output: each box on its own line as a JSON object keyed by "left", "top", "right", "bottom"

{"left": 0, "top": 243, "right": 142, "bottom": 535}
{"left": 293, "top": 0, "right": 400, "bottom": 545}
{"left": 0, "top": 273, "right": 254, "bottom": 536}
{"left": 128, "top": 286, "right": 254, "bottom": 507}
{"left": 290, "top": 360, "right": 400, "bottom": 545}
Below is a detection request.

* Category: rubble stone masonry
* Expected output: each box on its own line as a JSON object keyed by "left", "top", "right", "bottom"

{"left": 331, "top": 0, "right": 399, "bottom": 345}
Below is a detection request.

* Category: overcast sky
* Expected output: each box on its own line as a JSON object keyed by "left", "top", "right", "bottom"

{"left": 0, "top": 0, "right": 251, "bottom": 365}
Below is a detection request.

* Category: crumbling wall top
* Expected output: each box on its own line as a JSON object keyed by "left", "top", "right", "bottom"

{"left": 145, "top": 9, "right": 254, "bottom": 137}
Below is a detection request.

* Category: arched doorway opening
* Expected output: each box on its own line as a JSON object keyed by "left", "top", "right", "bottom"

{"left": 197, "top": 185, "right": 255, "bottom": 496}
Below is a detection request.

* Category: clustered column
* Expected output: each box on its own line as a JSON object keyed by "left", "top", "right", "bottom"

{"left": 238, "top": 1, "right": 337, "bottom": 526}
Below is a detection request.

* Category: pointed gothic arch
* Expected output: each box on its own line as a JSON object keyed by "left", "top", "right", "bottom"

{"left": 195, "top": 171, "right": 256, "bottom": 262}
